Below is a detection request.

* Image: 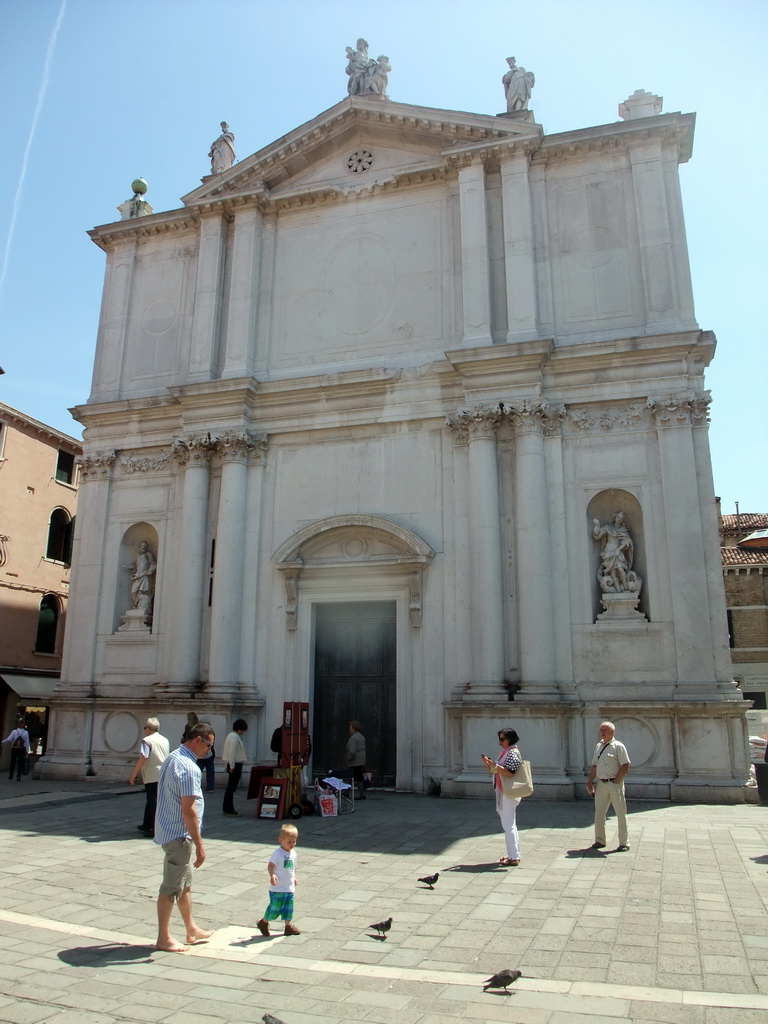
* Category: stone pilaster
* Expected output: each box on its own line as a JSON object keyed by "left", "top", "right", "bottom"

{"left": 446, "top": 407, "right": 506, "bottom": 698}
{"left": 648, "top": 393, "right": 719, "bottom": 694}
{"left": 207, "top": 432, "right": 267, "bottom": 696}
{"left": 688, "top": 394, "right": 735, "bottom": 688}
{"left": 508, "top": 400, "right": 562, "bottom": 699}
{"left": 237, "top": 440, "right": 269, "bottom": 695}
{"left": 628, "top": 138, "right": 682, "bottom": 332}
{"left": 90, "top": 242, "right": 136, "bottom": 401}
{"left": 58, "top": 451, "right": 117, "bottom": 695}
{"left": 457, "top": 163, "right": 493, "bottom": 346}
{"left": 500, "top": 150, "right": 539, "bottom": 342}
{"left": 159, "top": 436, "right": 219, "bottom": 695}
{"left": 189, "top": 211, "right": 228, "bottom": 381}
{"left": 222, "top": 205, "right": 262, "bottom": 378}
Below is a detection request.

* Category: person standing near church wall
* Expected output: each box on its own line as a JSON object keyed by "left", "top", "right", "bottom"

{"left": 129, "top": 718, "right": 170, "bottom": 837}
{"left": 345, "top": 721, "right": 367, "bottom": 801}
{"left": 586, "top": 721, "right": 631, "bottom": 851}
{"left": 222, "top": 719, "right": 248, "bottom": 816}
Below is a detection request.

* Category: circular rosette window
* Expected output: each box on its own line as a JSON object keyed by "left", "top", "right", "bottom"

{"left": 346, "top": 150, "right": 374, "bottom": 173}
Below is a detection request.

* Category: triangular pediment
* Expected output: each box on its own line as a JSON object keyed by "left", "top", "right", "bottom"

{"left": 181, "top": 96, "right": 541, "bottom": 206}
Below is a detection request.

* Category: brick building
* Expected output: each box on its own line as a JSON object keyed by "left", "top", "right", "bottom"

{"left": 719, "top": 508, "right": 768, "bottom": 711}
{"left": 0, "top": 402, "right": 81, "bottom": 768}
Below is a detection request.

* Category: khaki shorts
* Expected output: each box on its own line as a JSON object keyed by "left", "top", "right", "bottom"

{"left": 159, "top": 838, "right": 193, "bottom": 899}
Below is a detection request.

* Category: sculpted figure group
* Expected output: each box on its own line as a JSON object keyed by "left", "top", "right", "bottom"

{"left": 345, "top": 38, "right": 391, "bottom": 98}
{"left": 592, "top": 511, "right": 642, "bottom": 596}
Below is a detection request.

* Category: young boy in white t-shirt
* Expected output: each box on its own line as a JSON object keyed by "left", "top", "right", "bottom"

{"left": 256, "top": 824, "right": 300, "bottom": 936}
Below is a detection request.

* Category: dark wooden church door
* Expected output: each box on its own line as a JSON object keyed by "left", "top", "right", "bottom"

{"left": 312, "top": 601, "right": 396, "bottom": 786}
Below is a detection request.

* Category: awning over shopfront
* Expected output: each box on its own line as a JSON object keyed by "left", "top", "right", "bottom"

{"left": 1, "top": 673, "right": 59, "bottom": 703}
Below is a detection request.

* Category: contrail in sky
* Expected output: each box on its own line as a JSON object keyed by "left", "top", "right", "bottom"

{"left": 0, "top": 0, "right": 67, "bottom": 299}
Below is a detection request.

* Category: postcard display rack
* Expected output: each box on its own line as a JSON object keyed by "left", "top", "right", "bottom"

{"left": 255, "top": 702, "right": 312, "bottom": 820}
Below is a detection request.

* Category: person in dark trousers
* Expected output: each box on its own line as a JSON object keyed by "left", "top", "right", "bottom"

{"left": 222, "top": 719, "right": 248, "bottom": 817}
{"left": 3, "top": 719, "right": 30, "bottom": 781}
{"left": 129, "top": 718, "right": 170, "bottom": 837}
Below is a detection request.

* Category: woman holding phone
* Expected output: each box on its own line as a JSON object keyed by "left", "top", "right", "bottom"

{"left": 482, "top": 728, "right": 522, "bottom": 866}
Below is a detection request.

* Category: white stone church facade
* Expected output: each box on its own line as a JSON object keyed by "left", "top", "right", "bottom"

{"left": 39, "top": 86, "right": 750, "bottom": 800}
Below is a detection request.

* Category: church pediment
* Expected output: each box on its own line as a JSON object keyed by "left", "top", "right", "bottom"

{"left": 181, "top": 97, "right": 541, "bottom": 206}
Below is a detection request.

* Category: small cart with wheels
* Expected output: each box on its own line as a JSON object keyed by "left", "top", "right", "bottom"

{"left": 314, "top": 770, "right": 355, "bottom": 815}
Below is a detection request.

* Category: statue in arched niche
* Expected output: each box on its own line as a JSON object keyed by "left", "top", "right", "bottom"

{"left": 123, "top": 540, "right": 157, "bottom": 620}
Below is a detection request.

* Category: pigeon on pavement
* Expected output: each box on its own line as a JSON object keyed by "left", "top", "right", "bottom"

{"left": 369, "top": 917, "right": 393, "bottom": 938}
{"left": 483, "top": 969, "right": 522, "bottom": 992}
{"left": 262, "top": 1014, "right": 287, "bottom": 1024}
{"left": 418, "top": 872, "right": 440, "bottom": 888}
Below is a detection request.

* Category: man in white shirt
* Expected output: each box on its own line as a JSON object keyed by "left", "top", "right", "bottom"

{"left": 586, "top": 721, "right": 631, "bottom": 852}
{"left": 3, "top": 719, "right": 30, "bottom": 781}
{"left": 129, "top": 718, "right": 170, "bottom": 837}
{"left": 222, "top": 719, "right": 248, "bottom": 817}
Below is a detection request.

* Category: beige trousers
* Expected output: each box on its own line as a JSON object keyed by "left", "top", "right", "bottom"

{"left": 593, "top": 779, "right": 628, "bottom": 846}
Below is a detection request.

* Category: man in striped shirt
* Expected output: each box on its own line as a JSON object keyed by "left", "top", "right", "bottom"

{"left": 154, "top": 721, "right": 215, "bottom": 952}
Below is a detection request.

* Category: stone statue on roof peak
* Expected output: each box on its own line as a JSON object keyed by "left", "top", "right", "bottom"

{"left": 346, "top": 38, "right": 391, "bottom": 99}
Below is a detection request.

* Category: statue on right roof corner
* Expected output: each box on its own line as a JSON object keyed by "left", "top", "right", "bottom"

{"left": 502, "top": 56, "right": 535, "bottom": 112}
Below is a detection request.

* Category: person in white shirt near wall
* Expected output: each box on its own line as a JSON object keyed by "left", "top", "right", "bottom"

{"left": 222, "top": 719, "right": 248, "bottom": 817}
{"left": 2, "top": 719, "right": 30, "bottom": 781}
{"left": 586, "top": 721, "right": 631, "bottom": 852}
{"left": 129, "top": 718, "right": 170, "bottom": 837}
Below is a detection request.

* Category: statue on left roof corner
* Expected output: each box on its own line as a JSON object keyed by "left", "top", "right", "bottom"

{"left": 502, "top": 56, "right": 535, "bottom": 112}
{"left": 208, "top": 121, "right": 237, "bottom": 174}
{"left": 346, "top": 38, "right": 390, "bottom": 99}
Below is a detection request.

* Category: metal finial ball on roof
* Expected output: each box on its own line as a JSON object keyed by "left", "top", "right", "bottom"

{"left": 131, "top": 178, "right": 148, "bottom": 196}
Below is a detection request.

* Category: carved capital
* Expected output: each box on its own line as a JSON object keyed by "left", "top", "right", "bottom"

{"left": 171, "top": 434, "right": 219, "bottom": 467}
{"left": 80, "top": 451, "right": 116, "bottom": 480}
{"left": 446, "top": 405, "right": 503, "bottom": 442}
{"left": 647, "top": 391, "right": 711, "bottom": 427}
{"left": 504, "top": 399, "right": 554, "bottom": 435}
{"left": 215, "top": 430, "right": 268, "bottom": 463}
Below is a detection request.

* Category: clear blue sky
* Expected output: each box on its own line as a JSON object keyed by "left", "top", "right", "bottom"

{"left": 1, "top": 0, "right": 766, "bottom": 513}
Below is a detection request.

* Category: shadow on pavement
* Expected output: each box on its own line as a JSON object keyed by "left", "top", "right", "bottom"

{"left": 58, "top": 942, "right": 156, "bottom": 967}
{"left": 445, "top": 862, "right": 508, "bottom": 873}
{"left": 0, "top": 791, "right": 698, "bottom": 858}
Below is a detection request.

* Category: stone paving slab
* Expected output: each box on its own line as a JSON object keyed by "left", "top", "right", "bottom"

{"left": 0, "top": 777, "right": 768, "bottom": 1021}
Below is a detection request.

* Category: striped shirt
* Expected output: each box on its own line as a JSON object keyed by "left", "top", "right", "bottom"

{"left": 154, "top": 745, "right": 203, "bottom": 845}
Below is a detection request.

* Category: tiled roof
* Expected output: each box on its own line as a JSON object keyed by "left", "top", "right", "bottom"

{"left": 722, "top": 547, "right": 768, "bottom": 567}
{"left": 721, "top": 513, "right": 768, "bottom": 530}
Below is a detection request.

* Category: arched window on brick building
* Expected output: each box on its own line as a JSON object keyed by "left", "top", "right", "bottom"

{"left": 46, "top": 509, "right": 74, "bottom": 564}
{"left": 35, "top": 594, "right": 59, "bottom": 654}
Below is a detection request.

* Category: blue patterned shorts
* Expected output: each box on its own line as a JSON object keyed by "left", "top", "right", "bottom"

{"left": 264, "top": 891, "right": 295, "bottom": 921}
